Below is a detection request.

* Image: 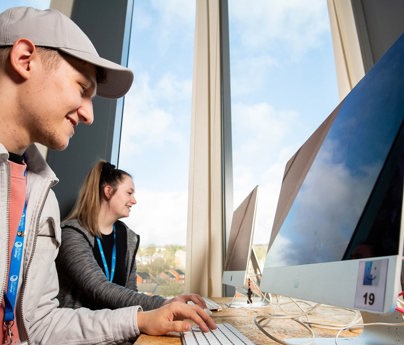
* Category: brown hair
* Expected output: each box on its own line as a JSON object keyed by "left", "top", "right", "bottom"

{"left": 0, "top": 46, "right": 106, "bottom": 83}
{"left": 0, "top": 46, "right": 61, "bottom": 68}
{"left": 64, "top": 160, "right": 132, "bottom": 237}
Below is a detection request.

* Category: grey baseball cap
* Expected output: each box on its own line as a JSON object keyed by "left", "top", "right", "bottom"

{"left": 0, "top": 6, "right": 133, "bottom": 99}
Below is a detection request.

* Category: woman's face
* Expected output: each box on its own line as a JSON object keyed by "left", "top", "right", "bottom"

{"left": 108, "top": 175, "right": 137, "bottom": 219}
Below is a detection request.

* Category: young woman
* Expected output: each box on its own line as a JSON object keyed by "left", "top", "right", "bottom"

{"left": 56, "top": 160, "right": 206, "bottom": 311}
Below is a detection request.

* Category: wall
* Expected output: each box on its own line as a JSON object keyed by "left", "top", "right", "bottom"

{"left": 47, "top": 0, "right": 133, "bottom": 218}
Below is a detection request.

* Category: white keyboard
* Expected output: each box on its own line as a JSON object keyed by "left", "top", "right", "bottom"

{"left": 182, "top": 322, "right": 255, "bottom": 345}
{"left": 203, "top": 297, "right": 222, "bottom": 311}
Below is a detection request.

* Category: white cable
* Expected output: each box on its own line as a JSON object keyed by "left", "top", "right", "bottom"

{"left": 254, "top": 297, "right": 362, "bottom": 345}
{"left": 255, "top": 314, "right": 316, "bottom": 345}
{"left": 300, "top": 307, "right": 362, "bottom": 331}
{"left": 335, "top": 320, "right": 404, "bottom": 344}
{"left": 255, "top": 292, "right": 404, "bottom": 345}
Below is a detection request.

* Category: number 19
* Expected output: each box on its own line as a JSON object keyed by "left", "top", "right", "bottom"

{"left": 363, "top": 292, "right": 375, "bottom": 305}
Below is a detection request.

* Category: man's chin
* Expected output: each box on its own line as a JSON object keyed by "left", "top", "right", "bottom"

{"left": 48, "top": 139, "right": 70, "bottom": 151}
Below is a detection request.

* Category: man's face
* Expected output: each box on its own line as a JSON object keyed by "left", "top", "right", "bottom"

{"left": 21, "top": 52, "right": 97, "bottom": 150}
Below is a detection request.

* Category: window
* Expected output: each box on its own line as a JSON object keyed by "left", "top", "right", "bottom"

{"left": 119, "top": 0, "right": 340, "bottom": 296}
{"left": 119, "top": 1, "right": 196, "bottom": 296}
{"left": 0, "top": 1, "right": 50, "bottom": 11}
{"left": 228, "top": 0, "right": 339, "bottom": 270}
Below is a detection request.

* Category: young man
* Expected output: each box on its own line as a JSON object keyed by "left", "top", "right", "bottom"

{"left": 0, "top": 6, "right": 215, "bottom": 345}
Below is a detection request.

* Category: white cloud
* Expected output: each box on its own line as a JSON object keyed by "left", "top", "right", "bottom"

{"left": 119, "top": 1, "right": 337, "bottom": 251}
{"left": 230, "top": 101, "right": 310, "bottom": 245}
{"left": 148, "top": 0, "right": 196, "bottom": 50}
{"left": 132, "top": 5, "right": 154, "bottom": 30}
{"left": 229, "top": 0, "right": 329, "bottom": 57}
{"left": 233, "top": 102, "right": 300, "bottom": 155}
{"left": 124, "top": 189, "right": 188, "bottom": 246}
{"left": 150, "top": 0, "right": 195, "bottom": 27}
{"left": 156, "top": 73, "right": 193, "bottom": 104}
{"left": 230, "top": 55, "right": 278, "bottom": 98}
{"left": 120, "top": 72, "right": 191, "bottom": 157}
{"left": 266, "top": 139, "right": 381, "bottom": 266}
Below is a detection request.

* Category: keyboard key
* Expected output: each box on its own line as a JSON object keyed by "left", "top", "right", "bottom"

{"left": 203, "top": 297, "right": 222, "bottom": 311}
{"left": 219, "top": 323, "right": 255, "bottom": 344}
{"left": 181, "top": 323, "right": 255, "bottom": 345}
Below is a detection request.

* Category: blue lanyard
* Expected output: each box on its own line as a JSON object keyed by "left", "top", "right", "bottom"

{"left": 4, "top": 202, "right": 27, "bottom": 323}
{"left": 96, "top": 225, "right": 116, "bottom": 282}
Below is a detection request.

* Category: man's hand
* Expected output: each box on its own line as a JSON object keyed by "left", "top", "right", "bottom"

{"left": 137, "top": 301, "right": 216, "bottom": 335}
{"left": 164, "top": 293, "right": 207, "bottom": 308}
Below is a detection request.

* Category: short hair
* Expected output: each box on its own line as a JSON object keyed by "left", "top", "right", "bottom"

{"left": 0, "top": 45, "right": 106, "bottom": 84}
{"left": 0, "top": 46, "right": 11, "bottom": 65}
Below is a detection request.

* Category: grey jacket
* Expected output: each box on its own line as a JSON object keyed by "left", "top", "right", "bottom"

{"left": 57, "top": 219, "right": 166, "bottom": 311}
{"left": 0, "top": 144, "right": 140, "bottom": 344}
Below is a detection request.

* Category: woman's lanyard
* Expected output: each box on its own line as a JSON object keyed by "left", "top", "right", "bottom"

{"left": 4, "top": 203, "right": 27, "bottom": 326}
{"left": 96, "top": 225, "right": 116, "bottom": 282}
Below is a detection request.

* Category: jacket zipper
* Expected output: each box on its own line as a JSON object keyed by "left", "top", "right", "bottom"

{"left": 17, "top": 179, "right": 53, "bottom": 345}
{"left": 1, "top": 163, "right": 11, "bottom": 331}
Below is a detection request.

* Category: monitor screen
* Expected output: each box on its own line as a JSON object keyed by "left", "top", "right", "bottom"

{"left": 260, "top": 34, "right": 404, "bottom": 343}
{"left": 222, "top": 185, "right": 258, "bottom": 289}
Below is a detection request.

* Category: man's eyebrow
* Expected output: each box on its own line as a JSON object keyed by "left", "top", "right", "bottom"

{"left": 81, "top": 69, "right": 97, "bottom": 97}
{"left": 62, "top": 53, "right": 98, "bottom": 96}
{"left": 86, "top": 67, "right": 106, "bottom": 97}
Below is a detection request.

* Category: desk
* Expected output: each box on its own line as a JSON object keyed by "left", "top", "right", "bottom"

{"left": 134, "top": 296, "right": 361, "bottom": 344}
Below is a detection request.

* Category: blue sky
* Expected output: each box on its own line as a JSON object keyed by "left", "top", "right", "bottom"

{"left": 1, "top": 1, "right": 339, "bottom": 248}
{"left": 0, "top": 0, "right": 48, "bottom": 10}
{"left": 118, "top": 0, "right": 339, "bottom": 247}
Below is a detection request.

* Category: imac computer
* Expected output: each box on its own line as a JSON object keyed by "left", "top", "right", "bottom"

{"left": 260, "top": 33, "right": 404, "bottom": 344}
{"left": 222, "top": 185, "right": 258, "bottom": 298}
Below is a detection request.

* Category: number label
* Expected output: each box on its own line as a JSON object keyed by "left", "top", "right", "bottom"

{"left": 355, "top": 259, "right": 388, "bottom": 312}
{"left": 363, "top": 292, "right": 375, "bottom": 305}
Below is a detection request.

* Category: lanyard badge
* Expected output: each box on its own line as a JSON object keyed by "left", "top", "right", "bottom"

{"left": 3, "top": 203, "right": 27, "bottom": 345}
{"left": 96, "top": 225, "right": 117, "bottom": 282}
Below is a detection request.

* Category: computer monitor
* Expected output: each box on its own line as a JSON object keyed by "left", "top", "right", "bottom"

{"left": 260, "top": 33, "right": 404, "bottom": 344}
{"left": 222, "top": 185, "right": 258, "bottom": 291}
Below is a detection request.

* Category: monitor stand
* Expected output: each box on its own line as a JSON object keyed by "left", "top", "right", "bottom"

{"left": 284, "top": 309, "right": 404, "bottom": 344}
{"left": 226, "top": 295, "right": 269, "bottom": 308}
{"left": 250, "top": 247, "right": 262, "bottom": 285}
{"left": 226, "top": 280, "right": 270, "bottom": 308}
{"left": 223, "top": 247, "right": 271, "bottom": 306}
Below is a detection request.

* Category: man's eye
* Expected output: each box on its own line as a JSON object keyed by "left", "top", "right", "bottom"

{"left": 80, "top": 83, "right": 91, "bottom": 96}
{"left": 78, "top": 83, "right": 85, "bottom": 94}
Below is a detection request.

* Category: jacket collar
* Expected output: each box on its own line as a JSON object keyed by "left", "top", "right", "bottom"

{"left": 0, "top": 143, "right": 58, "bottom": 187}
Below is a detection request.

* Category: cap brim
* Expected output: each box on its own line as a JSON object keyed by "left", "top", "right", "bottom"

{"left": 59, "top": 48, "right": 134, "bottom": 99}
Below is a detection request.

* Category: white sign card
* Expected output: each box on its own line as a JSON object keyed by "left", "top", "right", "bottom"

{"left": 354, "top": 258, "right": 388, "bottom": 312}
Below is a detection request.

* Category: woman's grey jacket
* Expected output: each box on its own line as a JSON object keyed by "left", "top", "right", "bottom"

{"left": 56, "top": 218, "right": 166, "bottom": 311}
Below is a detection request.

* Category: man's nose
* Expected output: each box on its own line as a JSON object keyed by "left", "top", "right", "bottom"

{"left": 77, "top": 98, "right": 94, "bottom": 125}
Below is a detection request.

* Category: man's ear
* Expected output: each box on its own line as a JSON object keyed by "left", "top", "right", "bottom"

{"left": 9, "top": 38, "right": 36, "bottom": 80}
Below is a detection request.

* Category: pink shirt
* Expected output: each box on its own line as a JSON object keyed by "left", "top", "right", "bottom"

{"left": 1, "top": 160, "right": 26, "bottom": 343}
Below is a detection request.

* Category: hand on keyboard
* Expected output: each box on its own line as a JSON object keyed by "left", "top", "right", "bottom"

{"left": 165, "top": 292, "right": 208, "bottom": 309}
{"left": 137, "top": 301, "right": 217, "bottom": 336}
